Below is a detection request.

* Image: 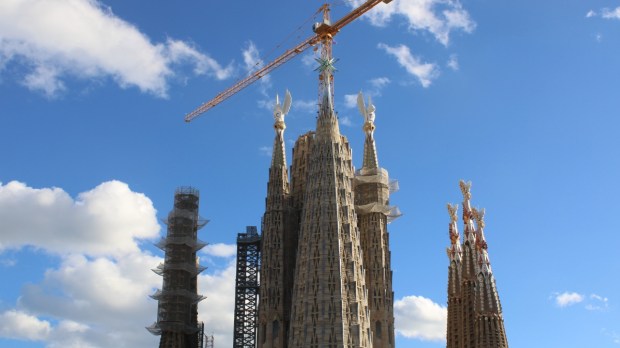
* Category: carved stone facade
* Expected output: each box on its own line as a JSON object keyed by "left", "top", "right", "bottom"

{"left": 446, "top": 182, "right": 509, "bottom": 348}
{"left": 257, "top": 91, "right": 397, "bottom": 347}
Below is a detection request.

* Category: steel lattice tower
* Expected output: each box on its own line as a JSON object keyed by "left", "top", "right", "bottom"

{"left": 233, "top": 226, "right": 261, "bottom": 348}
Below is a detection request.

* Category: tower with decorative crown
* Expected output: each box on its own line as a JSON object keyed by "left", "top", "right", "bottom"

{"left": 147, "top": 187, "right": 208, "bottom": 348}
{"left": 255, "top": 6, "right": 400, "bottom": 346}
{"left": 353, "top": 92, "right": 399, "bottom": 348}
{"left": 446, "top": 181, "right": 509, "bottom": 348}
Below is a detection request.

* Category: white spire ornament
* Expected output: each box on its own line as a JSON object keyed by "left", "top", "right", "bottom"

{"left": 273, "top": 90, "right": 292, "bottom": 136}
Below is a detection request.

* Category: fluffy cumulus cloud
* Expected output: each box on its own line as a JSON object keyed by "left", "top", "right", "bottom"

{"left": 0, "top": 180, "right": 159, "bottom": 257}
{"left": 553, "top": 291, "right": 611, "bottom": 311}
{"left": 0, "top": 310, "right": 52, "bottom": 341}
{"left": 0, "top": 181, "right": 238, "bottom": 347}
{"left": 555, "top": 292, "right": 584, "bottom": 307}
{"left": 203, "top": 243, "right": 237, "bottom": 258}
{"left": 0, "top": 0, "right": 232, "bottom": 97}
{"left": 198, "top": 259, "right": 236, "bottom": 346}
{"left": 394, "top": 295, "right": 447, "bottom": 341}
{"left": 378, "top": 43, "right": 439, "bottom": 87}
{"left": 349, "top": 0, "right": 475, "bottom": 46}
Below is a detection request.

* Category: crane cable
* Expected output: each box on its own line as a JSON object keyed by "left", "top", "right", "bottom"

{"left": 247, "top": 6, "right": 324, "bottom": 75}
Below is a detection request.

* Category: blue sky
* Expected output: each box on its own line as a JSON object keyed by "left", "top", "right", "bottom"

{"left": 1, "top": 0, "right": 619, "bottom": 347}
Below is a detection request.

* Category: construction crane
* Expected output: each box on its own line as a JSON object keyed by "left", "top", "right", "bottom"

{"left": 184, "top": 0, "right": 392, "bottom": 122}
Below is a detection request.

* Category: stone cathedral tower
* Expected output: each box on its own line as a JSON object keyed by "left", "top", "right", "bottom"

{"left": 446, "top": 181, "right": 509, "bottom": 348}
{"left": 256, "top": 35, "right": 399, "bottom": 347}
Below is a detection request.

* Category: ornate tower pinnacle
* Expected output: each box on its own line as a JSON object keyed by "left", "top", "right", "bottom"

{"left": 272, "top": 90, "right": 292, "bottom": 167}
{"left": 258, "top": 91, "right": 295, "bottom": 348}
{"left": 446, "top": 203, "right": 462, "bottom": 263}
{"left": 472, "top": 207, "right": 492, "bottom": 275}
{"left": 447, "top": 182, "right": 509, "bottom": 348}
{"left": 459, "top": 180, "right": 476, "bottom": 244}
{"left": 357, "top": 92, "right": 379, "bottom": 169}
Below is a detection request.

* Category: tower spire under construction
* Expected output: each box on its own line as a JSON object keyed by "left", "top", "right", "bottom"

{"left": 147, "top": 187, "right": 207, "bottom": 348}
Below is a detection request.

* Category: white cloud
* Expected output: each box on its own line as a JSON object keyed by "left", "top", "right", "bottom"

{"left": 0, "top": 0, "right": 232, "bottom": 97}
{"left": 344, "top": 94, "right": 359, "bottom": 109}
{"left": 301, "top": 52, "right": 317, "bottom": 68}
{"left": 203, "top": 243, "right": 237, "bottom": 258}
{"left": 259, "top": 146, "right": 272, "bottom": 156}
{"left": 378, "top": 43, "right": 439, "bottom": 87}
{"left": 369, "top": 77, "right": 391, "bottom": 89}
{"left": 22, "top": 65, "right": 66, "bottom": 98}
{"left": 447, "top": 54, "right": 459, "bottom": 70}
{"left": 340, "top": 115, "right": 354, "bottom": 127}
{"left": 15, "top": 252, "right": 162, "bottom": 347}
{"left": 585, "top": 293, "right": 609, "bottom": 311}
{"left": 602, "top": 7, "right": 620, "bottom": 19}
{"left": 587, "top": 7, "right": 620, "bottom": 20}
{"left": 0, "top": 180, "right": 237, "bottom": 347}
{"left": 394, "top": 295, "right": 447, "bottom": 341}
{"left": 0, "top": 180, "right": 160, "bottom": 257}
{"left": 293, "top": 99, "right": 318, "bottom": 113}
{"left": 348, "top": 0, "right": 475, "bottom": 46}
{"left": 555, "top": 292, "right": 584, "bottom": 307}
{"left": 242, "top": 41, "right": 271, "bottom": 95}
{"left": 0, "top": 310, "right": 52, "bottom": 341}
{"left": 0, "top": 258, "right": 17, "bottom": 267}
{"left": 198, "top": 260, "right": 236, "bottom": 346}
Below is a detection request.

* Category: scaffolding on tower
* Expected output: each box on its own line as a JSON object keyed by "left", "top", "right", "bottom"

{"left": 147, "top": 187, "right": 209, "bottom": 348}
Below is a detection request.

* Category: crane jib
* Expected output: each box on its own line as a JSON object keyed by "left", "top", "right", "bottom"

{"left": 183, "top": 0, "right": 392, "bottom": 123}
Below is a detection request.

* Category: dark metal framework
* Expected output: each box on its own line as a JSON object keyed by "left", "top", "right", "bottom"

{"left": 233, "top": 226, "right": 261, "bottom": 348}
{"left": 147, "top": 187, "right": 207, "bottom": 348}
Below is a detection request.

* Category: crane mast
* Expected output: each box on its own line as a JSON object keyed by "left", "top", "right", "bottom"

{"left": 184, "top": 0, "right": 392, "bottom": 123}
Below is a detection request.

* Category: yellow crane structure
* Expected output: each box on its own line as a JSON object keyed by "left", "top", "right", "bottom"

{"left": 184, "top": 0, "right": 392, "bottom": 122}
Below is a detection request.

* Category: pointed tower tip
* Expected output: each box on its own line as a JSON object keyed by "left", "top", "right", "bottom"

{"left": 447, "top": 203, "right": 462, "bottom": 262}
{"left": 271, "top": 91, "right": 291, "bottom": 167}
{"left": 459, "top": 180, "right": 472, "bottom": 202}
{"left": 358, "top": 91, "right": 378, "bottom": 169}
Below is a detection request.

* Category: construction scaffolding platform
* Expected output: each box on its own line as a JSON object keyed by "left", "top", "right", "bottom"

{"left": 233, "top": 226, "right": 261, "bottom": 348}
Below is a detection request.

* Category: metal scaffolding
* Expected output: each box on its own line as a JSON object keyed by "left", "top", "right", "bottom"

{"left": 204, "top": 333, "right": 214, "bottom": 348}
{"left": 233, "top": 226, "right": 261, "bottom": 348}
{"left": 147, "top": 187, "right": 208, "bottom": 348}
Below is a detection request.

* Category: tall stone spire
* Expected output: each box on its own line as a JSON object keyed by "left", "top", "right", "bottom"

{"left": 471, "top": 208, "right": 509, "bottom": 348}
{"left": 353, "top": 92, "right": 397, "bottom": 347}
{"left": 288, "top": 7, "right": 372, "bottom": 345}
{"left": 288, "top": 102, "right": 371, "bottom": 347}
{"left": 459, "top": 180, "right": 477, "bottom": 348}
{"left": 446, "top": 181, "right": 509, "bottom": 348}
{"left": 446, "top": 203, "right": 463, "bottom": 348}
{"left": 257, "top": 92, "right": 295, "bottom": 348}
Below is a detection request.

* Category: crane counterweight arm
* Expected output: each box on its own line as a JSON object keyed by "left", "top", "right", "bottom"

{"left": 184, "top": 0, "right": 392, "bottom": 122}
